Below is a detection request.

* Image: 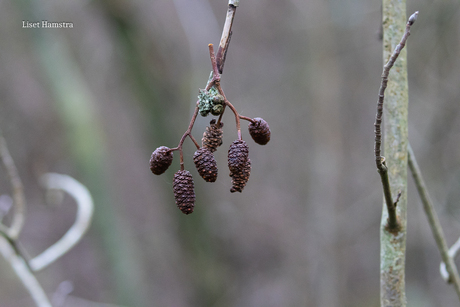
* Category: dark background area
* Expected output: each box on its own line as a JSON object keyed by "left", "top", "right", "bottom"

{"left": 0, "top": 0, "right": 459, "bottom": 306}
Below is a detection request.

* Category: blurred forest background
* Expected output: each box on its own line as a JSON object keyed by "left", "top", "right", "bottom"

{"left": 0, "top": 0, "right": 459, "bottom": 306}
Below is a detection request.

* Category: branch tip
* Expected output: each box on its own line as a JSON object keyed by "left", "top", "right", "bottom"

{"left": 408, "top": 11, "right": 419, "bottom": 26}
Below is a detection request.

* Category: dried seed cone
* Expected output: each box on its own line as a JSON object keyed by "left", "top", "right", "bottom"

{"left": 228, "top": 139, "right": 249, "bottom": 173}
{"left": 248, "top": 117, "right": 271, "bottom": 145}
{"left": 202, "top": 119, "right": 223, "bottom": 152}
{"left": 193, "top": 148, "right": 218, "bottom": 182}
{"left": 230, "top": 159, "right": 251, "bottom": 193}
{"left": 150, "top": 146, "right": 173, "bottom": 175}
{"left": 173, "top": 170, "right": 195, "bottom": 215}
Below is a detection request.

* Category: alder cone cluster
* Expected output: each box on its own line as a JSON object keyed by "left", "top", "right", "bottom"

{"left": 248, "top": 117, "right": 271, "bottom": 145}
{"left": 173, "top": 170, "right": 195, "bottom": 215}
{"left": 228, "top": 139, "right": 249, "bottom": 173}
{"left": 230, "top": 159, "right": 251, "bottom": 193}
{"left": 193, "top": 148, "right": 218, "bottom": 182}
{"left": 150, "top": 146, "right": 173, "bottom": 175}
{"left": 202, "top": 119, "right": 223, "bottom": 152}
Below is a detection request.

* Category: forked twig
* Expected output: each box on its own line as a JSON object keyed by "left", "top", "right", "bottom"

{"left": 374, "top": 11, "right": 418, "bottom": 232}
{"left": 208, "top": 45, "right": 242, "bottom": 140}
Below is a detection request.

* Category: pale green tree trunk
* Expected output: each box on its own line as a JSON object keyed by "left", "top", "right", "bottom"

{"left": 380, "top": 0, "right": 409, "bottom": 306}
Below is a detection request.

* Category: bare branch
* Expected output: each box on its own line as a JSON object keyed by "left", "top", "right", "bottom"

{"left": 29, "top": 173, "right": 94, "bottom": 272}
{"left": 407, "top": 143, "right": 460, "bottom": 300}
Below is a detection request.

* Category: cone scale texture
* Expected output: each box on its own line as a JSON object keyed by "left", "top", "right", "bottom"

{"left": 193, "top": 148, "right": 218, "bottom": 182}
{"left": 173, "top": 170, "right": 195, "bottom": 215}
{"left": 228, "top": 139, "right": 249, "bottom": 173}
{"left": 230, "top": 159, "right": 251, "bottom": 193}
{"left": 202, "top": 119, "right": 223, "bottom": 152}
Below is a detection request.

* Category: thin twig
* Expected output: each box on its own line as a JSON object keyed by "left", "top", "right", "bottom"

{"left": 216, "top": 0, "right": 239, "bottom": 74}
{"left": 0, "top": 129, "right": 26, "bottom": 240}
{"left": 374, "top": 11, "right": 418, "bottom": 232}
{"left": 208, "top": 44, "right": 221, "bottom": 83}
{"left": 407, "top": 143, "right": 460, "bottom": 300}
{"left": 170, "top": 105, "right": 200, "bottom": 171}
{"left": 188, "top": 134, "right": 200, "bottom": 150}
{"left": 0, "top": 236, "right": 52, "bottom": 307}
{"left": 222, "top": 96, "right": 242, "bottom": 140}
{"left": 239, "top": 115, "right": 255, "bottom": 124}
{"left": 29, "top": 173, "right": 94, "bottom": 272}
{"left": 207, "top": 44, "right": 242, "bottom": 140}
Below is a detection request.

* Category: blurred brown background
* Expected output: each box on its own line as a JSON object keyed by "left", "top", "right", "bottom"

{"left": 0, "top": 0, "right": 459, "bottom": 306}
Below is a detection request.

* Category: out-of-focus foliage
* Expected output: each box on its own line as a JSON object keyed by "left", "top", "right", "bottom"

{"left": 0, "top": 0, "right": 459, "bottom": 306}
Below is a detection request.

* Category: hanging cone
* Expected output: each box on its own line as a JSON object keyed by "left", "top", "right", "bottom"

{"left": 173, "top": 170, "right": 195, "bottom": 215}
{"left": 248, "top": 117, "right": 271, "bottom": 145}
{"left": 150, "top": 146, "right": 173, "bottom": 175}
{"left": 202, "top": 119, "right": 223, "bottom": 152}
{"left": 230, "top": 159, "right": 251, "bottom": 193}
{"left": 228, "top": 139, "right": 249, "bottom": 173}
{"left": 193, "top": 148, "right": 218, "bottom": 182}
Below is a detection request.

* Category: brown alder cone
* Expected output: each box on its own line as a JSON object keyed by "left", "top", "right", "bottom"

{"left": 193, "top": 148, "right": 218, "bottom": 182}
{"left": 228, "top": 139, "right": 249, "bottom": 173}
{"left": 173, "top": 170, "right": 195, "bottom": 215}
{"left": 230, "top": 159, "right": 251, "bottom": 193}
{"left": 248, "top": 117, "right": 271, "bottom": 145}
{"left": 149, "top": 146, "right": 173, "bottom": 175}
{"left": 201, "top": 119, "right": 223, "bottom": 152}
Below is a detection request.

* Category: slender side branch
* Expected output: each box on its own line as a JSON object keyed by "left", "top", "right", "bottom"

{"left": 239, "top": 115, "right": 255, "bottom": 124}
{"left": 0, "top": 129, "right": 26, "bottom": 240}
{"left": 407, "top": 144, "right": 460, "bottom": 300}
{"left": 374, "top": 11, "right": 418, "bottom": 232}
{"left": 222, "top": 97, "right": 242, "bottom": 140}
{"left": 170, "top": 105, "right": 200, "bottom": 171}
{"left": 188, "top": 134, "right": 200, "bottom": 150}
{"left": 207, "top": 44, "right": 242, "bottom": 140}
{"left": 208, "top": 44, "right": 221, "bottom": 84}
{"left": 29, "top": 173, "right": 94, "bottom": 272}
{"left": 216, "top": 1, "right": 239, "bottom": 74}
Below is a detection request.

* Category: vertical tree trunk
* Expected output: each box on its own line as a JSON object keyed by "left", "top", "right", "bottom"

{"left": 380, "top": 0, "right": 409, "bottom": 306}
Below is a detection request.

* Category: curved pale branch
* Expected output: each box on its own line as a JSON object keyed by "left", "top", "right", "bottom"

{"left": 0, "top": 130, "right": 26, "bottom": 240}
{"left": 0, "top": 236, "right": 52, "bottom": 307}
{"left": 29, "top": 173, "right": 94, "bottom": 272}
